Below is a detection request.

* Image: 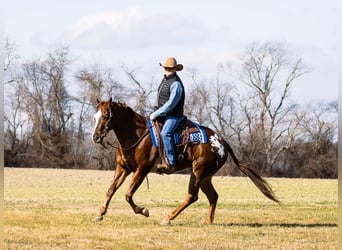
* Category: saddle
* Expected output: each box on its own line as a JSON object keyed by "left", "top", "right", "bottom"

{"left": 147, "top": 116, "right": 208, "bottom": 164}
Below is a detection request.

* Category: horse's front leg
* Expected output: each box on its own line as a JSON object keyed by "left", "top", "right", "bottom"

{"left": 95, "top": 165, "right": 130, "bottom": 221}
{"left": 125, "top": 170, "right": 149, "bottom": 217}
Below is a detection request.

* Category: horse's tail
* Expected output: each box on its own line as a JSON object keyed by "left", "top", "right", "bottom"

{"left": 224, "top": 141, "right": 280, "bottom": 204}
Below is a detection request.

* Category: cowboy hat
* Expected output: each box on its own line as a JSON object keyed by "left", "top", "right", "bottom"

{"left": 159, "top": 57, "right": 183, "bottom": 71}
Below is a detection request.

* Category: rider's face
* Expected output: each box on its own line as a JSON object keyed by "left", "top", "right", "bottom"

{"left": 164, "top": 67, "right": 176, "bottom": 76}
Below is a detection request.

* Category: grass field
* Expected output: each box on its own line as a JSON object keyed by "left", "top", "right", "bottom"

{"left": 4, "top": 167, "right": 338, "bottom": 249}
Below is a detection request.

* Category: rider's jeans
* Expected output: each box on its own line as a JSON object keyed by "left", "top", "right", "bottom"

{"left": 161, "top": 116, "right": 183, "bottom": 165}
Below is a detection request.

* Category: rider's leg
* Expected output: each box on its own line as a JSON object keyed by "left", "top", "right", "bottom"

{"left": 158, "top": 116, "right": 181, "bottom": 173}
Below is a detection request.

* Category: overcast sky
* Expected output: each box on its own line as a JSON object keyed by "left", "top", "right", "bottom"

{"left": 4, "top": 0, "right": 340, "bottom": 103}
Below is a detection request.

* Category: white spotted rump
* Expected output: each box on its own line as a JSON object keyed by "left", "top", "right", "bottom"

{"left": 209, "top": 134, "right": 225, "bottom": 159}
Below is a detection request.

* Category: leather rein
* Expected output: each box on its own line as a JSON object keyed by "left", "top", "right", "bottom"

{"left": 101, "top": 128, "right": 150, "bottom": 152}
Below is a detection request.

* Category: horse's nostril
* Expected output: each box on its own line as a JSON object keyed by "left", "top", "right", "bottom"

{"left": 93, "top": 135, "right": 100, "bottom": 143}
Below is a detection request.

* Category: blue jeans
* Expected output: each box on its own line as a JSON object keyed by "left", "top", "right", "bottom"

{"left": 160, "top": 116, "right": 183, "bottom": 165}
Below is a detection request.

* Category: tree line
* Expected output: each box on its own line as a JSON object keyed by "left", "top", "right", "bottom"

{"left": 4, "top": 38, "right": 337, "bottom": 178}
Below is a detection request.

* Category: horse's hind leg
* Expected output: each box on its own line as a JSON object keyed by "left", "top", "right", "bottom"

{"left": 200, "top": 177, "right": 218, "bottom": 224}
{"left": 161, "top": 173, "right": 200, "bottom": 225}
{"left": 95, "top": 165, "right": 130, "bottom": 221}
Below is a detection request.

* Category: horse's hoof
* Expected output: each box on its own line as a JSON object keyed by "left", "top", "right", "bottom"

{"left": 93, "top": 216, "right": 103, "bottom": 222}
{"left": 142, "top": 208, "right": 149, "bottom": 217}
{"left": 160, "top": 218, "right": 171, "bottom": 226}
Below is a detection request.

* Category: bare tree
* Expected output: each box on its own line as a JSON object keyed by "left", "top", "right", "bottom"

{"left": 4, "top": 37, "right": 19, "bottom": 74}
{"left": 3, "top": 85, "right": 28, "bottom": 166}
{"left": 182, "top": 68, "right": 209, "bottom": 125}
{"left": 121, "top": 65, "right": 155, "bottom": 115}
{"left": 4, "top": 37, "right": 22, "bottom": 152}
{"left": 224, "top": 41, "right": 308, "bottom": 175}
{"left": 186, "top": 68, "right": 237, "bottom": 138}
{"left": 283, "top": 101, "right": 338, "bottom": 178}
{"left": 14, "top": 46, "right": 74, "bottom": 166}
{"left": 4, "top": 88, "right": 25, "bottom": 149}
{"left": 75, "top": 63, "right": 123, "bottom": 105}
{"left": 300, "top": 101, "right": 337, "bottom": 153}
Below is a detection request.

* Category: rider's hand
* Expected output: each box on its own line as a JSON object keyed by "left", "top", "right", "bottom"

{"left": 149, "top": 114, "right": 155, "bottom": 121}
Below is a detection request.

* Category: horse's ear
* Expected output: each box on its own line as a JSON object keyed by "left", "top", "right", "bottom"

{"left": 96, "top": 98, "right": 100, "bottom": 105}
{"left": 109, "top": 97, "right": 112, "bottom": 104}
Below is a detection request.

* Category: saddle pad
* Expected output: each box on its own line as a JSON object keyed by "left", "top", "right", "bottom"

{"left": 147, "top": 117, "right": 207, "bottom": 147}
{"left": 147, "top": 117, "right": 160, "bottom": 147}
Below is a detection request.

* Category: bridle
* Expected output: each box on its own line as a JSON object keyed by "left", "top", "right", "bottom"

{"left": 104, "top": 106, "right": 114, "bottom": 131}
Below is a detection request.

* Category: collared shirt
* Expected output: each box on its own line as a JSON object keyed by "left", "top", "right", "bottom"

{"left": 150, "top": 81, "right": 183, "bottom": 119}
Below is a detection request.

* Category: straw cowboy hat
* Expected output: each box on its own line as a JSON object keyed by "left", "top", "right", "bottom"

{"left": 159, "top": 57, "right": 183, "bottom": 71}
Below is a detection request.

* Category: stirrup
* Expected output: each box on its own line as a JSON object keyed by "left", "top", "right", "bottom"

{"left": 157, "top": 164, "right": 175, "bottom": 174}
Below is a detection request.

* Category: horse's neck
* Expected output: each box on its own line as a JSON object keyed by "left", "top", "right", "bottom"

{"left": 112, "top": 108, "right": 146, "bottom": 148}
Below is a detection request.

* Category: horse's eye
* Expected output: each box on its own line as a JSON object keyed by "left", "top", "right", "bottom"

{"left": 104, "top": 115, "right": 110, "bottom": 120}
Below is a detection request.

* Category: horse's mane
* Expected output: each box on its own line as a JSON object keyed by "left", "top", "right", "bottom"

{"left": 111, "top": 101, "right": 145, "bottom": 122}
{"left": 112, "top": 102, "right": 134, "bottom": 113}
{"left": 112, "top": 101, "right": 128, "bottom": 109}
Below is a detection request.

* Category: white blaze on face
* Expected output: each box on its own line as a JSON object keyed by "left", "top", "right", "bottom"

{"left": 209, "top": 134, "right": 225, "bottom": 158}
{"left": 92, "top": 110, "right": 102, "bottom": 140}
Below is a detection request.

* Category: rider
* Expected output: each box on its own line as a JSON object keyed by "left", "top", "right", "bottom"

{"left": 149, "top": 57, "right": 185, "bottom": 174}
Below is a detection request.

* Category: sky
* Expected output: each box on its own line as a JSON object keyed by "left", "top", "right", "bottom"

{"left": 3, "top": 0, "right": 341, "bottom": 103}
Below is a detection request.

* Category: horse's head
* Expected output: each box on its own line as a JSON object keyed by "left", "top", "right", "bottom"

{"left": 92, "top": 97, "right": 113, "bottom": 144}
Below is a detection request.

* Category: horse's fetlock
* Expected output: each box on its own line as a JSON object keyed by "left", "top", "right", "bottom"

{"left": 94, "top": 215, "right": 103, "bottom": 222}
{"left": 99, "top": 206, "right": 107, "bottom": 214}
{"left": 133, "top": 206, "right": 143, "bottom": 214}
{"left": 125, "top": 194, "right": 132, "bottom": 203}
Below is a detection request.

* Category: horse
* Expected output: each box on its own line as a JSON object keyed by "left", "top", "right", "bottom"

{"left": 92, "top": 97, "right": 280, "bottom": 225}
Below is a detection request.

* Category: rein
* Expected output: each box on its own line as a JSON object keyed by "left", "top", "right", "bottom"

{"left": 102, "top": 129, "right": 150, "bottom": 151}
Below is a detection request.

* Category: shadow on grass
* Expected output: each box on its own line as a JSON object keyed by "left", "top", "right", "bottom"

{"left": 216, "top": 222, "right": 337, "bottom": 228}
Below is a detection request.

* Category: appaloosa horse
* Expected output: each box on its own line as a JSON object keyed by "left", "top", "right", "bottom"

{"left": 92, "top": 97, "right": 279, "bottom": 225}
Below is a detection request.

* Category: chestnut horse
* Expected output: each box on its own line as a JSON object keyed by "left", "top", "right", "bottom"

{"left": 92, "top": 98, "right": 279, "bottom": 225}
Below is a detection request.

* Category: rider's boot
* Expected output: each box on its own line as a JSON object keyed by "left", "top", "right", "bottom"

{"left": 157, "top": 163, "right": 175, "bottom": 174}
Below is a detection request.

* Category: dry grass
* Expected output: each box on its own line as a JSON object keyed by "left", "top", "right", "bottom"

{"left": 4, "top": 168, "right": 337, "bottom": 249}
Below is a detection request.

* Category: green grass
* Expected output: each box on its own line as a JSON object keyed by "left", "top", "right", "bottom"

{"left": 4, "top": 168, "right": 338, "bottom": 249}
